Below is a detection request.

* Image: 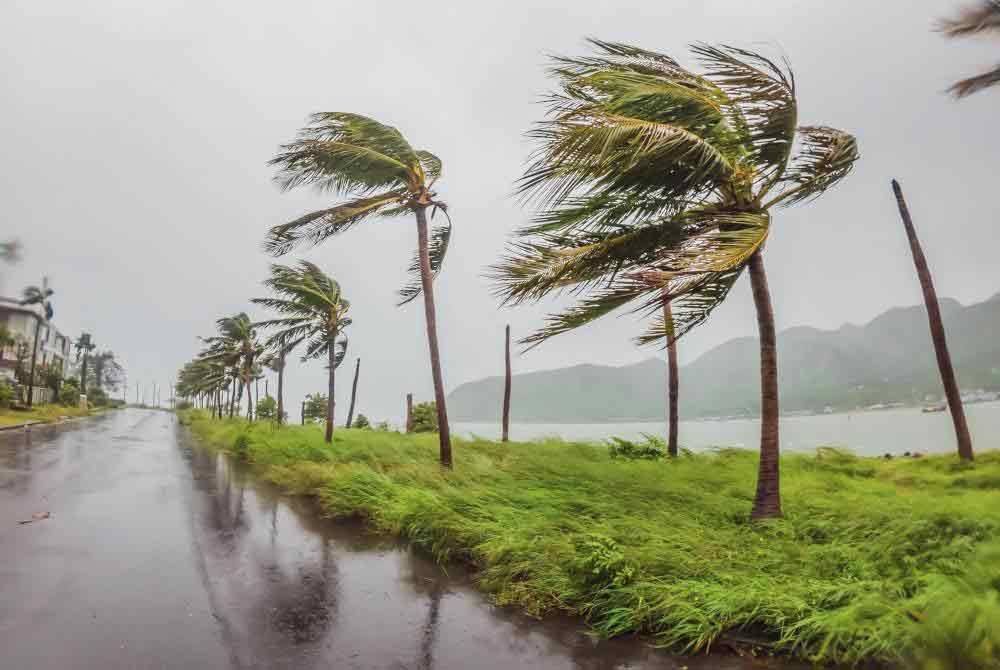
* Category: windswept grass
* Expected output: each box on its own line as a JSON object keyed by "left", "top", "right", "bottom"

{"left": 0, "top": 404, "right": 101, "bottom": 427}
{"left": 182, "top": 411, "right": 1000, "bottom": 667}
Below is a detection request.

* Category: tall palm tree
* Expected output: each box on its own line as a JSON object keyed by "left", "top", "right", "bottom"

{"left": 20, "top": 281, "right": 53, "bottom": 407}
{"left": 940, "top": 1, "right": 1000, "bottom": 97}
{"left": 252, "top": 262, "right": 350, "bottom": 443}
{"left": 264, "top": 338, "right": 300, "bottom": 425}
{"left": 265, "top": 113, "right": 455, "bottom": 466}
{"left": 493, "top": 41, "right": 859, "bottom": 519}
{"left": 74, "top": 332, "right": 95, "bottom": 397}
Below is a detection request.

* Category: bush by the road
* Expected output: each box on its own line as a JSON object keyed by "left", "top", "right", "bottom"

{"left": 180, "top": 409, "right": 1000, "bottom": 668}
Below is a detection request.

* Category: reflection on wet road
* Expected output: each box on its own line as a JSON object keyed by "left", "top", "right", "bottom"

{"left": 1, "top": 409, "right": 807, "bottom": 669}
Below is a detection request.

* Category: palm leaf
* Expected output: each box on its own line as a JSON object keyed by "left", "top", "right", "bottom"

{"left": 769, "top": 126, "right": 859, "bottom": 207}
{"left": 692, "top": 43, "right": 797, "bottom": 189}
{"left": 264, "top": 190, "right": 405, "bottom": 256}
{"left": 397, "top": 209, "right": 452, "bottom": 306}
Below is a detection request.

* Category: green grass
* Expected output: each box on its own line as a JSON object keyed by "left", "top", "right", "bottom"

{"left": 0, "top": 404, "right": 101, "bottom": 426}
{"left": 182, "top": 411, "right": 1000, "bottom": 668}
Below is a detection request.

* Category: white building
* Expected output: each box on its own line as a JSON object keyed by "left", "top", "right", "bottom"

{"left": 0, "top": 297, "right": 71, "bottom": 384}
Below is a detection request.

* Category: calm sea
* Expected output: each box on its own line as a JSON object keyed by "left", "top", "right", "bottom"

{"left": 454, "top": 400, "right": 1000, "bottom": 456}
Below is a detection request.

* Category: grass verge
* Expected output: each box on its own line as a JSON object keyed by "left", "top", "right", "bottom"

{"left": 0, "top": 404, "right": 103, "bottom": 427}
{"left": 181, "top": 410, "right": 1000, "bottom": 668}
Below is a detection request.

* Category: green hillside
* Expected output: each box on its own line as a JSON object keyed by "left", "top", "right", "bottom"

{"left": 449, "top": 294, "right": 1000, "bottom": 422}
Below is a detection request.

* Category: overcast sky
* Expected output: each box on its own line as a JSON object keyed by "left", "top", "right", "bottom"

{"left": 2, "top": 0, "right": 998, "bottom": 423}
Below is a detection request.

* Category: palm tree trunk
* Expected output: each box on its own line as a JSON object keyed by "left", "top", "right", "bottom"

{"left": 663, "top": 297, "right": 679, "bottom": 458}
{"left": 892, "top": 180, "right": 974, "bottom": 460}
{"left": 406, "top": 393, "right": 414, "bottom": 433}
{"left": 748, "top": 251, "right": 782, "bottom": 520}
{"left": 345, "top": 357, "right": 360, "bottom": 428}
{"left": 276, "top": 353, "right": 285, "bottom": 425}
{"left": 325, "top": 343, "right": 336, "bottom": 443}
{"left": 245, "top": 376, "right": 253, "bottom": 422}
{"left": 414, "top": 206, "right": 452, "bottom": 467}
{"left": 502, "top": 324, "right": 511, "bottom": 442}
{"left": 26, "top": 320, "right": 40, "bottom": 407}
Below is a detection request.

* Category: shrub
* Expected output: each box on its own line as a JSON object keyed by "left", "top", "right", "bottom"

{"left": 352, "top": 413, "right": 371, "bottom": 429}
{"left": 607, "top": 434, "right": 666, "bottom": 460}
{"left": 59, "top": 378, "right": 80, "bottom": 406}
{"left": 411, "top": 401, "right": 438, "bottom": 433}
{"left": 303, "top": 393, "right": 328, "bottom": 423}
{"left": 0, "top": 382, "right": 13, "bottom": 409}
{"left": 256, "top": 396, "right": 278, "bottom": 420}
{"left": 175, "top": 400, "right": 193, "bottom": 411}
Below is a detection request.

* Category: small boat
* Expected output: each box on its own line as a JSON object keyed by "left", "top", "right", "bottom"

{"left": 922, "top": 404, "right": 947, "bottom": 413}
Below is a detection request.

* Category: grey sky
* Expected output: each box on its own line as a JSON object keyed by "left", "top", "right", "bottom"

{"left": 2, "top": 0, "right": 998, "bottom": 423}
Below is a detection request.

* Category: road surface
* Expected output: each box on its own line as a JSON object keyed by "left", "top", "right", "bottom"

{"left": 0, "top": 409, "right": 806, "bottom": 669}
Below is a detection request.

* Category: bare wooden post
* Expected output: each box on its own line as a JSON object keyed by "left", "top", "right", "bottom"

{"left": 405, "top": 393, "right": 414, "bottom": 433}
{"left": 345, "top": 358, "right": 360, "bottom": 428}
{"left": 502, "top": 325, "right": 511, "bottom": 442}
{"left": 892, "top": 179, "right": 974, "bottom": 460}
{"left": 301, "top": 400, "right": 306, "bottom": 426}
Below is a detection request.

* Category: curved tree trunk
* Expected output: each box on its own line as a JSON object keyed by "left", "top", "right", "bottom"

{"left": 26, "top": 320, "right": 41, "bottom": 407}
{"left": 663, "top": 297, "right": 679, "bottom": 458}
{"left": 414, "top": 206, "right": 452, "bottom": 467}
{"left": 345, "top": 357, "right": 360, "bottom": 428}
{"left": 276, "top": 353, "right": 285, "bottom": 425}
{"left": 892, "top": 180, "right": 974, "bottom": 460}
{"left": 502, "top": 324, "right": 511, "bottom": 443}
{"left": 748, "top": 251, "right": 781, "bottom": 520}
{"left": 325, "top": 343, "right": 336, "bottom": 443}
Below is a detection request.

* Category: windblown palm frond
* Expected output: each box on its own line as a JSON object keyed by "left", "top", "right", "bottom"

{"left": 1, "top": 240, "right": 21, "bottom": 264}
{"left": 767, "top": 126, "right": 859, "bottom": 207}
{"left": 398, "top": 207, "right": 452, "bottom": 305}
{"left": 940, "top": 1, "right": 1000, "bottom": 97}
{"left": 496, "top": 40, "right": 857, "bottom": 350}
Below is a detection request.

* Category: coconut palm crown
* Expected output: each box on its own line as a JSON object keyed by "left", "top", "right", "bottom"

{"left": 493, "top": 40, "right": 859, "bottom": 349}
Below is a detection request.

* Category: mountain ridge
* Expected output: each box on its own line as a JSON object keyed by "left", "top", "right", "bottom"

{"left": 448, "top": 295, "right": 1000, "bottom": 422}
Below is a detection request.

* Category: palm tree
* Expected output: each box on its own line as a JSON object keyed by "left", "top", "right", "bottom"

{"left": 502, "top": 325, "right": 512, "bottom": 442}
{"left": 264, "top": 340, "right": 299, "bottom": 425}
{"left": 74, "top": 332, "right": 95, "bottom": 398}
{"left": 940, "top": 1, "right": 1000, "bottom": 97}
{"left": 201, "top": 313, "right": 263, "bottom": 422}
{"left": 265, "top": 113, "right": 455, "bottom": 466}
{"left": 252, "top": 262, "right": 350, "bottom": 443}
{"left": 493, "top": 41, "right": 859, "bottom": 519}
{"left": 892, "top": 180, "right": 974, "bottom": 460}
{"left": 20, "top": 281, "right": 54, "bottom": 407}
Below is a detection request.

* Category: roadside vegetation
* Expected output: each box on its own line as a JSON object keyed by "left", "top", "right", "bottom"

{"left": 181, "top": 410, "right": 999, "bottom": 667}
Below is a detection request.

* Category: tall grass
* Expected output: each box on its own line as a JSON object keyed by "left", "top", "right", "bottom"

{"left": 181, "top": 411, "right": 1000, "bottom": 667}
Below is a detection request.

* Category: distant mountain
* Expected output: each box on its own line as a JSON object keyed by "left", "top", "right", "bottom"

{"left": 448, "top": 294, "right": 1000, "bottom": 422}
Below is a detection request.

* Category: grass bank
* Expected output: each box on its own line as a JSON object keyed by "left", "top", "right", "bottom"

{"left": 0, "top": 404, "right": 103, "bottom": 427}
{"left": 181, "top": 410, "right": 1000, "bottom": 668}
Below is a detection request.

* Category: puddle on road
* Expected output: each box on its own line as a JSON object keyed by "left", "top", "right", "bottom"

{"left": 180, "top": 436, "right": 812, "bottom": 670}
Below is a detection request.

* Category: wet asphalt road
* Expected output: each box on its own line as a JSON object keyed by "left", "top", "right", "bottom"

{"left": 0, "top": 409, "right": 807, "bottom": 670}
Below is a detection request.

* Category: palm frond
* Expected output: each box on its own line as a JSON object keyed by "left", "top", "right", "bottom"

{"left": 270, "top": 112, "right": 418, "bottom": 195}
{"left": 515, "top": 211, "right": 769, "bottom": 348}
{"left": 939, "top": 1, "right": 1000, "bottom": 36}
{"left": 416, "top": 150, "right": 442, "bottom": 185}
{"left": 692, "top": 43, "right": 797, "bottom": 189}
{"left": 398, "top": 210, "right": 452, "bottom": 306}
{"left": 948, "top": 65, "right": 1000, "bottom": 97}
{"left": 264, "top": 190, "right": 404, "bottom": 256}
{"left": 769, "top": 126, "right": 859, "bottom": 207}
